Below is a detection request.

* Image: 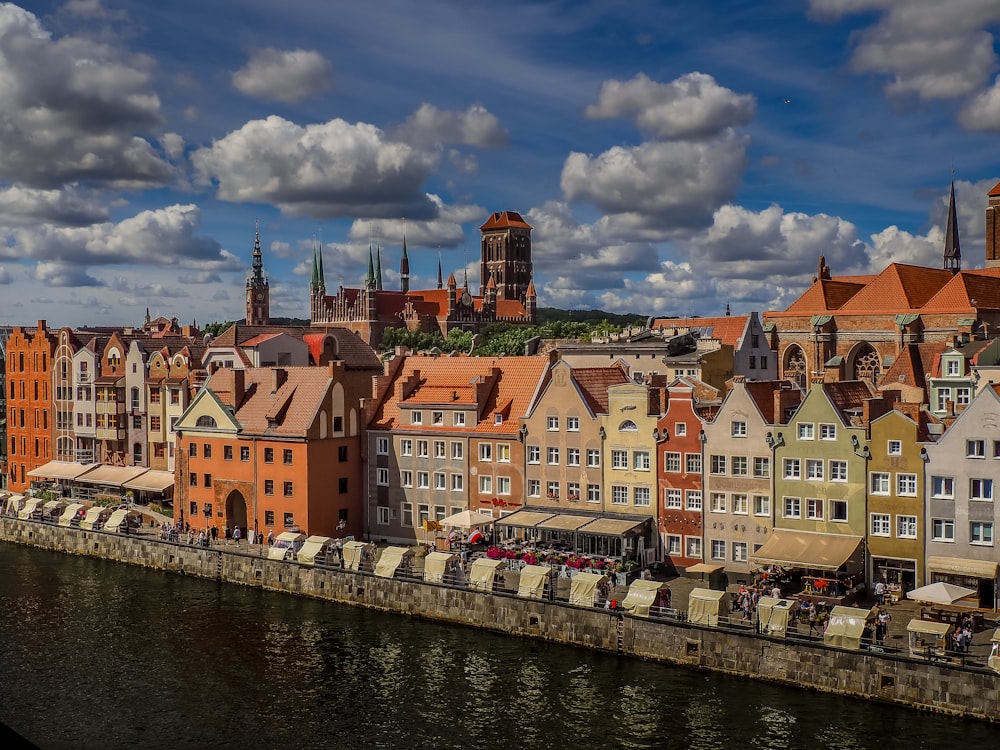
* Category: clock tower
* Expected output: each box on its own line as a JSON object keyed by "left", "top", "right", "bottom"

{"left": 246, "top": 222, "right": 270, "bottom": 326}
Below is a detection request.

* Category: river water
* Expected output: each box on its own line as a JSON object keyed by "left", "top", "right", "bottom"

{"left": 0, "top": 543, "right": 995, "bottom": 750}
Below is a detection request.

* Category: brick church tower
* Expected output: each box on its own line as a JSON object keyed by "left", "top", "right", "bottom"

{"left": 479, "top": 211, "right": 532, "bottom": 301}
{"left": 246, "top": 223, "right": 270, "bottom": 326}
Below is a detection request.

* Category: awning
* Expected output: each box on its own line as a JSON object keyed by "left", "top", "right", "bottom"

{"left": 468, "top": 558, "right": 506, "bottom": 592}
{"left": 686, "top": 563, "right": 725, "bottom": 575}
{"left": 578, "top": 517, "right": 648, "bottom": 536}
{"left": 123, "top": 470, "right": 175, "bottom": 493}
{"left": 750, "top": 530, "right": 863, "bottom": 572}
{"left": 79, "top": 507, "right": 109, "bottom": 530}
{"left": 4, "top": 495, "right": 23, "bottom": 514}
{"left": 516, "top": 564, "right": 553, "bottom": 599}
{"left": 17, "top": 498, "right": 45, "bottom": 519}
{"left": 423, "top": 551, "right": 459, "bottom": 583}
{"left": 495, "top": 510, "right": 556, "bottom": 528}
{"left": 622, "top": 579, "right": 667, "bottom": 618}
{"left": 568, "top": 571, "right": 609, "bottom": 607}
{"left": 756, "top": 597, "right": 794, "bottom": 638}
{"left": 688, "top": 587, "right": 728, "bottom": 626}
{"left": 268, "top": 532, "right": 306, "bottom": 560}
{"left": 296, "top": 536, "right": 332, "bottom": 566}
{"left": 343, "top": 541, "right": 373, "bottom": 571}
{"left": 103, "top": 508, "right": 130, "bottom": 532}
{"left": 374, "top": 546, "right": 413, "bottom": 578}
{"left": 27, "top": 461, "right": 97, "bottom": 480}
{"left": 537, "top": 514, "right": 595, "bottom": 532}
{"left": 58, "top": 502, "right": 86, "bottom": 527}
{"left": 42, "top": 500, "right": 66, "bottom": 512}
{"left": 78, "top": 465, "right": 149, "bottom": 487}
{"left": 439, "top": 510, "right": 495, "bottom": 529}
{"left": 907, "top": 619, "right": 952, "bottom": 637}
{"left": 906, "top": 581, "right": 977, "bottom": 605}
{"left": 823, "top": 606, "right": 871, "bottom": 650}
{"left": 927, "top": 555, "right": 999, "bottom": 579}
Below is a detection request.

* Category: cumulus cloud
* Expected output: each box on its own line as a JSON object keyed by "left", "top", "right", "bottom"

{"left": 585, "top": 73, "right": 755, "bottom": 139}
{"left": 192, "top": 115, "right": 440, "bottom": 219}
{"left": 0, "top": 5, "right": 170, "bottom": 188}
{"left": 960, "top": 75, "right": 1000, "bottom": 131}
{"left": 232, "top": 48, "right": 332, "bottom": 103}
{"left": 392, "top": 103, "right": 508, "bottom": 148}
{"left": 809, "top": 0, "right": 1000, "bottom": 101}
{"left": 349, "top": 195, "right": 484, "bottom": 248}
{"left": 0, "top": 185, "right": 109, "bottom": 226}
{"left": 30, "top": 261, "right": 102, "bottom": 287}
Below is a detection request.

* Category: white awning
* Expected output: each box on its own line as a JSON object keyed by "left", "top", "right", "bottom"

{"left": 103, "top": 508, "right": 130, "bottom": 532}
{"left": 623, "top": 580, "right": 668, "bottom": 618}
{"left": 374, "top": 546, "right": 413, "bottom": 578}
{"left": 495, "top": 510, "right": 556, "bottom": 528}
{"left": 79, "top": 507, "right": 109, "bottom": 530}
{"left": 123, "top": 470, "right": 175, "bottom": 493}
{"left": 516, "top": 565, "right": 553, "bottom": 600}
{"left": 468, "top": 558, "right": 506, "bottom": 592}
{"left": 77, "top": 465, "right": 149, "bottom": 487}
{"left": 296, "top": 536, "right": 332, "bottom": 566}
{"left": 423, "top": 551, "right": 459, "bottom": 583}
{"left": 27, "top": 461, "right": 97, "bottom": 480}
{"left": 17, "top": 497, "right": 45, "bottom": 519}
{"left": 569, "top": 572, "right": 609, "bottom": 607}
{"left": 688, "top": 588, "right": 728, "bottom": 626}
{"left": 58, "top": 503, "right": 87, "bottom": 527}
{"left": 926, "top": 556, "right": 999, "bottom": 580}
{"left": 343, "top": 541, "right": 374, "bottom": 571}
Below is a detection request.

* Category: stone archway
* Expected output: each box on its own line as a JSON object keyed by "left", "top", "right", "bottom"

{"left": 783, "top": 345, "right": 808, "bottom": 389}
{"left": 849, "top": 342, "right": 881, "bottom": 385}
{"left": 225, "top": 490, "right": 249, "bottom": 539}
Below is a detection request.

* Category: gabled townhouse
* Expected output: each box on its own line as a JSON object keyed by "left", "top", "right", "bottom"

{"left": 53, "top": 328, "right": 80, "bottom": 463}
{"left": 649, "top": 312, "right": 777, "bottom": 380}
{"left": 125, "top": 339, "right": 150, "bottom": 466}
{"left": 867, "top": 404, "right": 938, "bottom": 592}
{"left": 174, "top": 363, "right": 365, "bottom": 539}
{"left": 7, "top": 321, "right": 57, "bottom": 490}
{"left": 145, "top": 344, "right": 205, "bottom": 473}
{"left": 365, "top": 354, "right": 549, "bottom": 544}
{"left": 71, "top": 336, "right": 103, "bottom": 464}
{"left": 927, "top": 339, "right": 999, "bottom": 418}
{"left": 94, "top": 332, "right": 131, "bottom": 466}
{"left": 923, "top": 385, "right": 1000, "bottom": 609}
{"left": 700, "top": 378, "right": 801, "bottom": 580}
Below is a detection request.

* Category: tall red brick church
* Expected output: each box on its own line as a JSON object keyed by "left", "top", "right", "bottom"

{"left": 308, "top": 211, "right": 537, "bottom": 348}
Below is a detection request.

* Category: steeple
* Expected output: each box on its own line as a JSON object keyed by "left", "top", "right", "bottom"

{"left": 400, "top": 233, "right": 410, "bottom": 294}
{"left": 245, "top": 220, "right": 270, "bottom": 326}
{"left": 376, "top": 245, "right": 383, "bottom": 291}
{"left": 310, "top": 241, "right": 319, "bottom": 289}
{"left": 365, "top": 245, "right": 376, "bottom": 289}
{"left": 944, "top": 181, "right": 961, "bottom": 274}
{"left": 436, "top": 252, "right": 443, "bottom": 289}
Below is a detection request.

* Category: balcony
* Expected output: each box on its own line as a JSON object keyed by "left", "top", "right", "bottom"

{"left": 96, "top": 400, "right": 125, "bottom": 416}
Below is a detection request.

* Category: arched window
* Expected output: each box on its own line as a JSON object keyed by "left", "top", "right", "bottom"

{"left": 784, "top": 345, "right": 807, "bottom": 390}
{"left": 852, "top": 343, "right": 880, "bottom": 385}
{"left": 196, "top": 415, "right": 217, "bottom": 428}
{"left": 618, "top": 420, "right": 638, "bottom": 432}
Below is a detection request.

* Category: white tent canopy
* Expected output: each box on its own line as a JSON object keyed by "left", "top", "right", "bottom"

{"left": 906, "top": 582, "right": 977, "bottom": 605}
{"left": 439, "top": 510, "right": 496, "bottom": 529}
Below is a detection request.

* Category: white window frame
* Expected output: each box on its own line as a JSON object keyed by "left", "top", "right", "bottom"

{"left": 685, "top": 490, "right": 702, "bottom": 511}
{"left": 870, "top": 472, "right": 890, "bottom": 495}
{"left": 783, "top": 497, "right": 801, "bottom": 519}
{"left": 376, "top": 437, "right": 389, "bottom": 455}
{"left": 870, "top": 513, "right": 891, "bottom": 537}
{"left": 819, "top": 423, "right": 836, "bottom": 441}
{"left": 931, "top": 476, "right": 954, "bottom": 499}
{"left": 566, "top": 416, "right": 580, "bottom": 432}
{"left": 797, "top": 423, "right": 814, "bottom": 440}
{"left": 546, "top": 416, "right": 559, "bottom": 431}
{"left": 731, "top": 421, "right": 747, "bottom": 437}
{"left": 897, "top": 515, "right": 917, "bottom": 538}
{"left": 897, "top": 473, "right": 917, "bottom": 497}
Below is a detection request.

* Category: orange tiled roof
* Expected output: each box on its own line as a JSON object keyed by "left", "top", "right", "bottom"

{"left": 571, "top": 366, "right": 631, "bottom": 415}
{"left": 989, "top": 181, "right": 1000, "bottom": 198}
{"left": 781, "top": 278, "right": 868, "bottom": 313}
{"left": 742, "top": 380, "right": 800, "bottom": 424}
{"left": 836, "top": 264, "right": 953, "bottom": 313}
{"left": 649, "top": 315, "right": 748, "bottom": 348}
{"left": 877, "top": 342, "right": 947, "bottom": 390}
{"left": 823, "top": 380, "right": 876, "bottom": 425}
{"left": 923, "top": 267, "right": 1000, "bottom": 312}
{"left": 207, "top": 367, "right": 335, "bottom": 437}
{"left": 480, "top": 211, "right": 532, "bottom": 231}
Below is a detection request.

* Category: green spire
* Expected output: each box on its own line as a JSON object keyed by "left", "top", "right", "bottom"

{"left": 376, "top": 245, "right": 383, "bottom": 290}
{"left": 366, "top": 244, "right": 375, "bottom": 288}
{"left": 318, "top": 242, "right": 325, "bottom": 286}
{"left": 311, "top": 242, "right": 319, "bottom": 288}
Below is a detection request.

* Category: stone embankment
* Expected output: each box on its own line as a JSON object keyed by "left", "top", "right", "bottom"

{"left": 3, "top": 518, "right": 998, "bottom": 723}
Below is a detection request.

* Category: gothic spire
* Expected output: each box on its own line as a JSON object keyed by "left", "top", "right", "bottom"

{"left": 400, "top": 231, "right": 410, "bottom": 294}
{"left": 310, "top": 240, "right": 319, "bottom": 289}
{"left": 376, "top": 245, "right": 384, "bottom": 290}
{"left": 366, "top": 244, "right": 376, "bottom": 289}
{"left": 944, "top": 180, "right": 962, "bottom": 274}
{"left": 436, "top": 251, "right": 443, "bottom": 289}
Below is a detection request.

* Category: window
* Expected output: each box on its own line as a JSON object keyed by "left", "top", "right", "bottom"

{"left": 797, "top": 423, "right": 814, "bottom": 440}
{"left": 451, "top": 474, "right": 463, "bottom": 492}
{"left": 806, "top": 498, "right": 823, "bottom": 520}
{"left": 611, "top": 486, "right": 628, "bottom": 505}
{"left": 189, "top": 472, "right": 197, "bottom": 487}
{"left": 633, "top": 487, "right": 650, "bottom": 506}
{"left": 753, "top": 457, "right": 770, "bottom": 478}
{"left": 204, "top": 444, "right": 212, "bottom": 459}
{"left": 829, "top": 460, "right": 848, "bottom": 482}
{"left": 224, "top": 445, "right": 233, "bottom": 461}
{"left": 454, "top": 413, "right": 465, "bottom": 427}
{"left": 400, "top": 439, "right": 413, "bottom": 457}
{"left": 732, "top": 494, "right": 749, "bottom": 515}
{"left": 548, "top": 481, "right": 561, "bottom": 499}
{"left": 664, "top": 489, "right": 682, "bottom": 509}
{"left": 870, "top": 472, "right": 890, "bottom": 495}
{"left": 805, "top": 459, "right": 824, "bottom": 481}
{"left": 667, "top": 536, "right": 682, "bottom": 556}
{"left": 586, "top": 449, "right": 601, "bottom": 468}
{"left": 411, "top": 411, "right": 423, "bottom": 425}
{"left": 946, "top": 359, "right": 961, "bottom": 376}
{"left": 451, "top": 442, "right": 463, "bottom": 460}
{"left": 417, "top": 440, "right": 429, "bottom": 458}
{"left": 686, "top": 454, "right": 702, "bottom": 474}
{"left": 664, "top": 452, "right": 681, "bottom": 472}
{"left": 567, "top": 448, "right": 580, "bottom": 466}
{"left": 432, "top": 411, "right": 443, "bottom": 426}
{"left": 497, "top": 443, "right": 511, "bottom": 463}
{"left": 710, "top": 493, "right": 727, "bottom": 513}
{"left": 749, "top": 355, "right": 757, "bottom": 370}
{"left": 188, "top": 443, "right": 198, "bottom": 458}
{"left": 686, "top": 537, "right": 702, "bottom": 558}
{"left": 150, "top": 416, "right": 161, "bottom": 431}
{"left": 887, "top": 440, "right": 902, "bottom": 456}
{"left": 283, "top": 513, "right": 294, "bottom": 528}
{"left": 479, "top": 476, "right": 492, "bottom": 494}
{"left": 830, "top": 500, "right": 848, "bottom": 522}
{"left": 401, "top": 471, "right": 412, "bottom": 488}
{"left": 587, "top": 484, "right": 601, "bottom": 503}
{"left": 732, "top": 542, "right": 748, "bottom": 563}
{"left": 897, "top": 473, "right": 917, "bottom": 496}
{"left": 496, "top": 476, "right": 511, "bottom": 495}
{"left": 417, "top": 472, "right": 429, "bottom": 489}
{"left": 546, "top": 416, "right": 559, "bottom": 431}
{"left": 870, "top": 513, "right": 891, "bottom": 536}
{"left": 547, "top": 447, "right": 560, "bottom": 465}
{"left": 783, "top": 458, "right": 800, "bottom": 479}
{"left": 264, "top": 510, "right": 274, "bottom": 525}
{"left": 434, "top": 472, "right": 446, "bottom": 490}
{"left": 971, "top": 522, "right": 994, "bottom": 546}
{"left": 731, "top": 456, "right": 748, "bottom": 477}
{"left": 685, "top": 490, "right": 702, "bottom": 511}
{"left": 283, "top": 481, "right": 294, "bottom": 497}
{"left": 633, "top": 451, "right": 650, "bottom": 471}
{"left": 376, "top": 507, "right": 390, "bottom": 526}
{"left": 339, "top": 478, "right": 348, "bottom": 494}
{"left": 527, "top": 446, "right": 540, "bottom": 464}
{"left": 401, "top": 503, "right": 413, "bottom": 527}
{"left": 675, "top": 423, "right": 687, "bottom": 436}
{"left": 376, "top": 438, "right": 389, "bottom": 455}
{"left": 957, "top": 387, "right": 971, "bottom": 407}
{"left": 611, "top": 450, "right": 628, "bottom": 469}
{"left": 710, "top": 455, "right": 727, "bottom": 475}
{"left": 754, "top": 495, "right": 770, "bottom": 516}
{"left": 567, "top": 482, "right": 580, "bottom": 499}
{"left": 931, "top": 476, "right": 954, "bottom": 499}
{"left": 967, "top": 439, "right": 986, "bottom": 458}
{"left": 528, "top": 480, "right": 541, "bottom": 497}
{"left": 970, "top": 478, "right": 994, "bottom": 501}
{"left": 262, "top": 447, "right": 274, "bottom": 463}
{"left": 731, "top": 421, "right": 747, "bottom": 437}
{"left": 376, "top": 468, "right": 389, "bottom": 486}
{"left": 937, "top": 388, "right": 952, "bottom": 412}
{"left": 932, "top": 518, "right": 954, "bottom": 541}
{"left": 567, "top": 417, "right": 580, "bottom": 432}
{"left": 819, "top": 423, "right": 837, "bottom": 440}
{"left": 434, "top": 440, "right": 446, "bottom": 459}
{"left": 783, "top": 497, "right": 801, "bottom": 519}
{"left": 240, "top": 446, "right": 250, "bottom": 461}
{"left": 897, "top": 515, "right": 917, "bottom": 538}
{"left": 711, "top": 540, "right": 726, "bottom": 560}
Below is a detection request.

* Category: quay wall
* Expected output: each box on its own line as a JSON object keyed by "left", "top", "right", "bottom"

{"left": 3, "top": 518, "right": 998, "bottom": 723}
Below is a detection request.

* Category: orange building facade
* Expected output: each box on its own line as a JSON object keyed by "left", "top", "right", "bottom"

{"left": 7, "top": 321, "right": 57, "bottom": 491}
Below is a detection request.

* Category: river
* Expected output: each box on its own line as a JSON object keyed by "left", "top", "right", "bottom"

{"left": 0, "top": 543, "right": 995, "bottom": 749}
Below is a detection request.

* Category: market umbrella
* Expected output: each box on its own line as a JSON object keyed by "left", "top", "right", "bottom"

{"left": 440, "top": 510, "right": 496, "bottom": 529}
{"left": 905, "top": 582, "right": 977, "bottom": 605}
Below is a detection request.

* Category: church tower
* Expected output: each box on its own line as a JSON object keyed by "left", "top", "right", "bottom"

{"left": 246, "top": 222, "right": 270, "bottom": 326}
{"left": 943, "top": 181, "right": 961, "bottom": 274}
{"left": 479, "top": 211, "right": 532, "bottom": 301}
{"left": 987, "top": 182, "right": 1000, "bottom": 269}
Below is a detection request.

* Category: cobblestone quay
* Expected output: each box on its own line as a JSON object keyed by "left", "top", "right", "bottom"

{"left": 3, "top": 518, "right": 998, "bottom": 723}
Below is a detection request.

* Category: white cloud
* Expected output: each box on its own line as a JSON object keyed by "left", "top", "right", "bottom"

{"left": 232, "top": 48, "right": 332, "bottom": 103}
{"left": 960, "top": 75, "right": 1000, "bottom": 131}
{"left": 191, "top": 115, "right": 440, "bottom": 219}
{"left": 392, "top": 103, "right": 508, "bottom": 148}
{"left": 585, "top": 73, "right": 755, "bottom": 139}
{"left": 349, "top": 195, "right": 483, "bottom": 248}
{"left": 0, "top": 185, "right": 109, "bottom": 226}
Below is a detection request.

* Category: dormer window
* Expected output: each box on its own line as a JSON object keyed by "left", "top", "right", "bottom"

{"left": 411, "top": 410, "right": 423, "bottom": 425}
{"left": 494, "top": 414, "right": 503, "bottom": 425}
{"left": 432, "top": 411, "right": 444, "bottom": 426}
{"left": 946, "top": 359, "right": 961, "bottom": 377}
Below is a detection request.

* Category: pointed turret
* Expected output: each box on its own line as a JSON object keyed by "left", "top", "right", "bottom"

{"left": 436, "top": 252, "right": 443, "bottom": 289}
{"left": 376, "top": 245, "right": 384, "bottom": 291}
{"left": 246, "top": 220, "right": 270, "bottom": 326}
{"left": 400, "top": 234, "right": 410, "bottom": 294}
{"left": 365, "top": 245, "right": 376, "bottom": 289}
{"left": 310, "top": 243, "right": 320, "bottom": 289}
{"left": 944, "top": 181, "right": 961, "bottom": 274}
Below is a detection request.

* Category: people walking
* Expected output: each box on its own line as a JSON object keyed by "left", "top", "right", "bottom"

{"left": 233, "top": 526, "right": 242, "bottom": 545}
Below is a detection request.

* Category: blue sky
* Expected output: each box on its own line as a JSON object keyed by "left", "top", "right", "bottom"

{"left": 5, "top": 0, "right": 1000, "bottom": 326}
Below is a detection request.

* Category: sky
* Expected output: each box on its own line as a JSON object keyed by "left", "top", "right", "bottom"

{"left": 4, "top": 0, "right": 1000, "bottom": 327}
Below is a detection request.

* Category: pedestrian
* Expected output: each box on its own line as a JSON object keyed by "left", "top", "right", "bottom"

{"left": 876, "top": 610, "right": 891, "bottom": 645}
{"left": 770, "top": 584, "right": 781, "bottom": 599}
{"left": 808, "top": 603, "right": 818, "bottom": 635}
{"left": 211, "top": 526, "right": 218, "bottom": 544}
{"left": 233, "top": 526, "right": 241, "bottom": 545}
{"left": 197, "top": 530, "right": 206, "bottom": 547}
{"left": 874, "top": 580, "right": 886, "bottom": 607}
{"left": 267, "top": 529, "right": 275, "bottom": 546}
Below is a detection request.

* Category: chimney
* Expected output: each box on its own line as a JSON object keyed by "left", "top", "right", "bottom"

{"left": 232, "top": 369, "right": 246, "bottom": 406}
{"left": 272, "top": 368, "right": 287, "bottom": 393}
